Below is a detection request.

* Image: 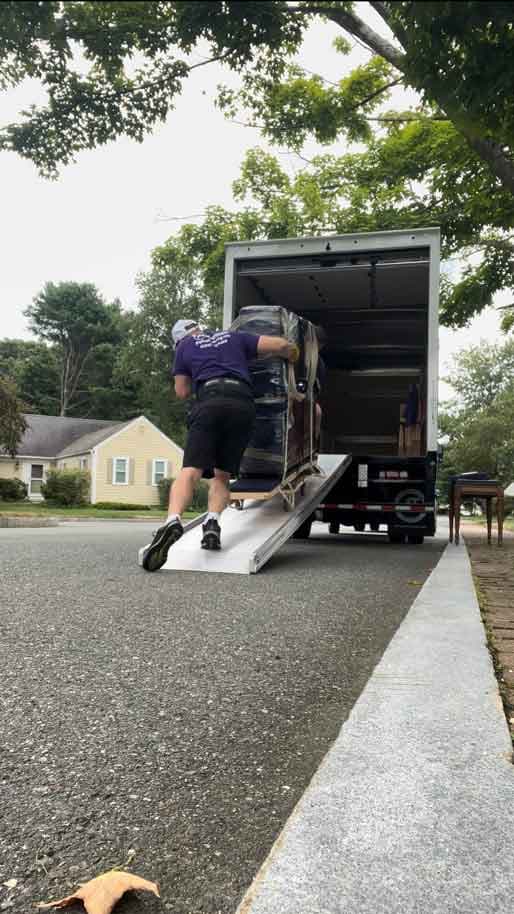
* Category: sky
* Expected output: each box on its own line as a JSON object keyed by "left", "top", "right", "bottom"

{"left": 0, "top": 3, "right": 507, "bottom": 399}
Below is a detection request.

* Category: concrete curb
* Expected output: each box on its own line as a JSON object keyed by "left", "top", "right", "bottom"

{"left": 0, "top": 516, "right": 59, "bottom": 528}
{"left": 237, "top": 541, "right": 514, "bottom": 914}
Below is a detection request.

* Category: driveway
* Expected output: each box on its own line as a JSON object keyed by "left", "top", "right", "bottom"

{"left": 0, "top": 522, "right": 444, "bottom": 913}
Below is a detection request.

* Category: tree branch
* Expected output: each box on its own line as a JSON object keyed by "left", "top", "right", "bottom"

{"left": 288, "top": 5, "right": 406, "bottom": 70}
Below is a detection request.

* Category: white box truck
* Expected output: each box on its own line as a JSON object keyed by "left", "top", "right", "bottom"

{"left": 223, "top": 227, "right": 439, "bottom": 545}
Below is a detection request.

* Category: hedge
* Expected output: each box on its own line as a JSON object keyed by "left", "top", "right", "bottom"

{"left": 41, "top": 469, "right": 90, "bottom": 506}
{"left": 158, "top": 476, "right": 209, "bottom": 512}
{"left": 0, "top": 477, "right": 28, "bottom": 501}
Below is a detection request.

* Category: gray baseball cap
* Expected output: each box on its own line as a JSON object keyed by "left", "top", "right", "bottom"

{"left": 172, "top": 318, "right": 199, "bottom": 345}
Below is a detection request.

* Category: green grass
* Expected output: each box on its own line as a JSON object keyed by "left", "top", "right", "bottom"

{"left": 0, "top": 501, "right": 198, "bottom": 520}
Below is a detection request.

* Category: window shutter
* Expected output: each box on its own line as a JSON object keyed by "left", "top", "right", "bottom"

{"left": 129, "top": 458, "right": 135, "bottom": 485}
{"left": 107, "top": 458, "right": 113, "bottom": 484}
{"left": 146, "top": 460, "right": 153, "bottom": 485}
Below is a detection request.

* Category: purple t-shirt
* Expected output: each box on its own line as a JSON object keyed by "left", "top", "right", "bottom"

{"left": 172, "top": 330, "right": 259, "bottom": 389}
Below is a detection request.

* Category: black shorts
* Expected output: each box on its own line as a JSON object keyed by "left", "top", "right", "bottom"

{"left": 183, "top": 397, "right": 256, "bottom": 478}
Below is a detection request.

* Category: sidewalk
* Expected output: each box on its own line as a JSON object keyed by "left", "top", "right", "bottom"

{"left": 237, "top": 535, "right": 514, "bottom": 914}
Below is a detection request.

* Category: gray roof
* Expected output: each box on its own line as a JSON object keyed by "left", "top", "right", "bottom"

{"left": 12, "top": 414, "right": 129, "bottom": 458}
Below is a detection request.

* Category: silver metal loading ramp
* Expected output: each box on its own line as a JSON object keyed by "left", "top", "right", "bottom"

{"left": 138, "top": 454, "right": 350, "bottom": 575}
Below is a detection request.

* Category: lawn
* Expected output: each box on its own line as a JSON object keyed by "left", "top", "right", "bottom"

{"left": 0, "top": 501, "right": 199, "bottom": 521}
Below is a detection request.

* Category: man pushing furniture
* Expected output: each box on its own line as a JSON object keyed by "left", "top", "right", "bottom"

{"left": 142, "top": 319, "right": 299, "bottom": 571}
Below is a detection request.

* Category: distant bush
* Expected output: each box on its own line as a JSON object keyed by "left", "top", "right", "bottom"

{"left": 0, "top": 477, "right": 28, "bottom": 501}
{"left": 93, "top": 501, "right": 151, "bottom": 511}
{"left": 157, "top": 475, "right": 209, "bottom": 512}
{"left": 157, "top": 477, "right": 174, "bottom": 509}
{"left": 191, "top": 481, "right": 209, "bottom": 512}
{"left": 42, "top": 469, "right": 90, "bottom": 506}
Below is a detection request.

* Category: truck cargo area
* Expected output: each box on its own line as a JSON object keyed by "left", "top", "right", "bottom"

{"left": 232, "top": 245, "right": 431, "bottom": 459}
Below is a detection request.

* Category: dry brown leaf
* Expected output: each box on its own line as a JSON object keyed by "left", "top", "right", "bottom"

{"left": 36, "top": 869, "right": 160, "bottom": 914}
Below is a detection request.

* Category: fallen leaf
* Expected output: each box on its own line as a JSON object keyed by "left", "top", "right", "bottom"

{"left": 407, "top": 580, "right": 423, "bottom": 586}
{"left": 3, "top": 880, "right": 17, "bottom": 890}
{"left": 36, "top": 870, "right": 159, "bottom": 914}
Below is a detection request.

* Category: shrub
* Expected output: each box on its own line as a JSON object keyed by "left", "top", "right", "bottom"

{"left": 191, "top": 481, "right": 209, "bottom": 512}
{"left": 93, "top": 502, "right": 151, "bottom": 511}
{"left": 157, "top": 476, "right": 174, "bottom": 509}
{"left": 41, "top": 469, "right": 90, "bottom": 506}
{"left": 157, "top": 476, "right": 209, "bottom": 512}
{"left": 0, "top": 477, "right": 28, "bottom": 501}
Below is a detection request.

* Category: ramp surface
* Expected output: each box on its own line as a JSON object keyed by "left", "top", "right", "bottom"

{"left": 138, "top": 454, "right": 349, "bottom": 575}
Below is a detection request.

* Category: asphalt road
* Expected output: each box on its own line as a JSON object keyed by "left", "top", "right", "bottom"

{"left": 0, "top": 522, "right": 444, "bottom": 914}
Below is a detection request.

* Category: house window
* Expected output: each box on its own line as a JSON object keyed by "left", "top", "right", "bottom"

{"left": 79, "top": 457, "right": 88, "bottom": 471}
{"left": 152, "top": 459, "right": 167, "bottom": 486}
{"left": 114, "top": 457, "right": 129, "bottom": 485}
{"left": 30, "top": 464, "right": 44, "bottom": 494}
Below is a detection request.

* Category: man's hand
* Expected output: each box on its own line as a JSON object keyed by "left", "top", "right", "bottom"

{"left": 257, "top": 336, "right": 299, "bottom": 361}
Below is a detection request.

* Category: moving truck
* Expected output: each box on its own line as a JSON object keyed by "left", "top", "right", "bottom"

{"left": 224, "top": 227, "right": 439, "bottom": 545}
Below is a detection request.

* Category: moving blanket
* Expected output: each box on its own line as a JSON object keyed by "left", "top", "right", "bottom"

{"left": 232, "top": 306, "right": 318, "bottom": 479}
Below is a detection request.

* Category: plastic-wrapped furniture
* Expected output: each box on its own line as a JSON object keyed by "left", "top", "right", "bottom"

{"left": 231, "top": 306, "right": 318, "bottom": 484}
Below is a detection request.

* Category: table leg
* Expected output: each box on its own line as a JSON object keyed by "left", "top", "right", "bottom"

{"left": 486, "top": 497, "right": 493, "bottom": 545}
{"left": 455, "top": 491, "right": 461, "bottom": 546}
{"left": 497, "top": 495, "right": 504, "bottom": 547}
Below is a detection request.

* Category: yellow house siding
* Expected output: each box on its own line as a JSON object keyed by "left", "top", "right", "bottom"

{"left": 94, "top": 418, "right": 183, "bottom": 504}
{"left": 57, "top": 455, "right": 90, "bottom": 471}
{"left": 0, "top": 459, "right": 17, "bottom": 479}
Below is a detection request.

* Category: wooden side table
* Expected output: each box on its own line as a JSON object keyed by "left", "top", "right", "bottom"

{"left": 449, "top": 482, "right": 504, "bottom": 546}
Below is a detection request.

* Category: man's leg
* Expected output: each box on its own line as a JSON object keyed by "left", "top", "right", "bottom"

{"left": 169, "top": 466, "right": 203, "bottom": 516}
{"left": 208, "top": 469, "right": 231, "bottom": 513}
{"left": 143, "top": 466, "right": 204, "bottom": 572}
{"left": 201, "top": 469, "right": 230, "bottom": 551}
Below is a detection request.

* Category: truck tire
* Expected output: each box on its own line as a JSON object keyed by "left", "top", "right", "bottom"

{"left": 329, "top": 521, "right": 340, "bottom": 535}
{"left": 407, "top": 533, "right": 425, "bottom": 545}
{"left": 389, "top": 529, "right": 406, "bottom": 544}
{"left": 293, "top": 515, "right": 314, "bottom": 539}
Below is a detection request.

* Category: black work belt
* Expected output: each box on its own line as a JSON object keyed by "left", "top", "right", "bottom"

{"left": 196, "top": 378, "right": 253, "bottom": 402}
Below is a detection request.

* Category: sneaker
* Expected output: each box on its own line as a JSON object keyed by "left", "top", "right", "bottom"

{"left": 201, "top": 518, "right": 221, "bottom": 550}
{"left": 142, "top": 519, "right": 184, "bottom": 572}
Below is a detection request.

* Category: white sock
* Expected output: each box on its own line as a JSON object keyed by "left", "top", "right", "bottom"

{"left": 206, "top": 512, "right": 220, "bottom": 522}
{"left": 166, "top": 513, "right": 181, "bottom": 525}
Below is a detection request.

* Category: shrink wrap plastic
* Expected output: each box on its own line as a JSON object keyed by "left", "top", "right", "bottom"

{"left": 232, "top": 306, "right": 318, "bottom": 479}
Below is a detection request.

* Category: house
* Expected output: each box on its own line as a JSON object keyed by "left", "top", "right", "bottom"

{"left": 0, "top": 414, "right": 183, "bottom": 504}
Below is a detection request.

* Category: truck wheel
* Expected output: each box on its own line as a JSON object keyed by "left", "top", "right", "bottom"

{"left": 354, "top": 522, "right": 365, "bottom": 532}
{"left": 407, "top": 533, "right": 425, "bottom": 545}
{"left": 389, "top": 530, "right": 406, "bottom": 544}
{"left": 329, "top": 521, "right": 340, "bottom": 535}
{"left": 293, "top": 515, "right": 314, "bottom": 539}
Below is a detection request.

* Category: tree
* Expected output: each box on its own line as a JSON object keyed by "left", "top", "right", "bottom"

{"left": 1, "top": 3, "right": 512, "bottom": 191}
{"left": 0, "top": 339, "right": 61, "bottom": 414}
{"left": 25, "top": 282, "right": 123, "bottom": 416}
{"left": 3, "top": 3, "right": 513, "bottom": 326}
{"left": 115, "top": 251, "right": 218, "bottom": 443}
{"left": 443, "top": 339, "right": 514, "bottom": 413}
{"left": 437, "top": 340, "right": 514, "bottom": 496}
{"left": 0, "top": 376, "right": 27, "bottom": 456}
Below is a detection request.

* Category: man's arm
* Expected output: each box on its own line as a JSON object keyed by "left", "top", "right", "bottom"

{"left": 257, "top": 336, "right": 299, "bottom": 362}
{"left": 174, "top": 374, "right": 192, "bottom": 399}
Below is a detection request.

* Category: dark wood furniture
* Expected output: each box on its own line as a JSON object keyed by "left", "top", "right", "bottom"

{"left": 449, "top": 481, "right": 504, "bottom": 546}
